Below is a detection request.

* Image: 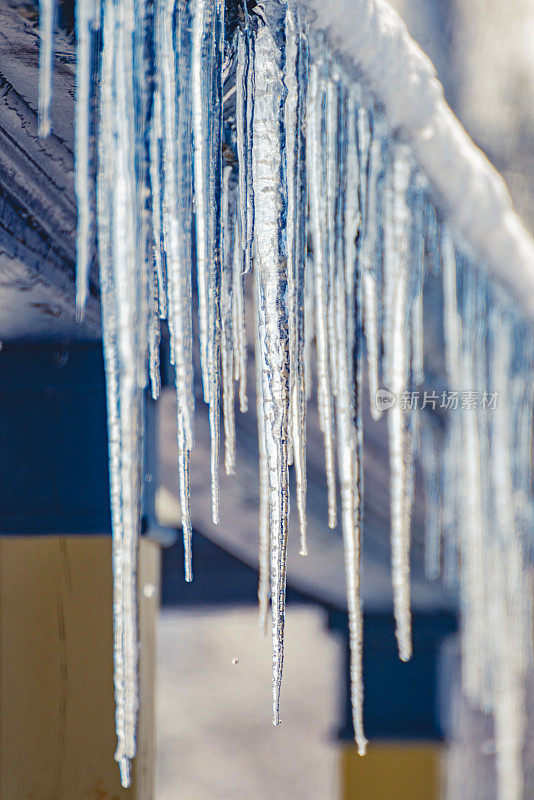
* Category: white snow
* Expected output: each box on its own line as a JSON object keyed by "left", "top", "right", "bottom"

{"left": 302, "top": 0, "right": 534, "bottom": 320}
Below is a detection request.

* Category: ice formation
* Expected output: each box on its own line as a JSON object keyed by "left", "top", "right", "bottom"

{"left": 37, "top": 0, "right": 534, "bottom": 795}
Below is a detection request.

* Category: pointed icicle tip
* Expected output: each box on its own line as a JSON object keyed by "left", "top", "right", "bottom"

{"left": 117, "top": 755, "right": 131, "bottom": 789}
{"left": 357, "top": 737, "right": 368, "bottom": 757}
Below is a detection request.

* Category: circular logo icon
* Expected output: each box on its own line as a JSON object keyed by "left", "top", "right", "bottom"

{"left": 375, "top": 388, "right": 395, "bottom": 411}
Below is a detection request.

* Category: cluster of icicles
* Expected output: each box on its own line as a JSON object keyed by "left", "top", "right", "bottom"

{"left": 38, "top": 0, "right": 534, "bottom": 796}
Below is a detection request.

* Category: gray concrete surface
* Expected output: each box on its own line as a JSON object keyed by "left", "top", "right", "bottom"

{"left": 156, "top": 607, "right": 340, "bottom": 800}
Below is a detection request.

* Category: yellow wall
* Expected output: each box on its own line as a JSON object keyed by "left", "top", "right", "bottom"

{"left": 0, "top": 535, "right": 159, "bottom": 800}
{"left": 342, "top": 741, "right": 442, "bottom": 800}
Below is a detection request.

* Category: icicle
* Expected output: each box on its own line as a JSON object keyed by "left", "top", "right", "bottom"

{"left": 192, "top": 0, "right": 223, "bottom": 524}
{"left": 236, "top": 9, "right": 251, "bottom": 272}
{"left": 158, "top": 0, "right": 196, "bottom": 579}
{"left": 38, "top": 0, "right": 56, "bottom": 137}
{"left": 255, "top": 266, "right": 271, "bottom": 635}
{"left": 221, "top": 165, "right": 236, "bottom": 475}
{"left": 252, "top": 0, "right": 289, "bottom": 724}
{"left": 457, "top": 267, "right": 487, "bottom": 704}
{"left": 192, "top": 0, "right": 211, "bottom": 400}
{"left": 441, "top": 228, "right": 461, "bottom": 386}
{"left": 98, "top": 5, "right": 127, "bottom": 782}
{"left": 440, "top": 227, "right": 462, "bottom": 590}
{"left": 285, "top": 3, "right": 308, "bottom": 555}
{"left": 488, "top": 305, "right": 526, "bottom": 800}
{"left": 383, "top": 146, "right": 412, "bottom": 662}
{"left": 325, "top": 75, "right": 339, "bottom": 397}
{"left": 420, "top": 418, "right": 442, "bottom": 580}
{"left": 74, "top": 3, "right": 98, "bottom": 315}
{"left": 246, "top": 28, "right": 256, "bottom": 272}
{"left": 148, "top": 263, "right": 161, "bottom": 401}
{"left": 208, "top": 0, "right": 224, "bottom": 523}
{"left": 307, "top": 58, "right": 337, "bottom": 529}
{"left": 149, "top": 86, "right": 168, "bottom": 319}
{"left": 96, "top": 0, "right": 150, "bottom": 783}
{"left": 334, "top": 87, "right": 367, "bottom": 756}
{"left": 294, "top": 26, "right": 309, "bottom": 554}
{"left": 441, "top": 420, "right": 460, "bottom": 589}
{"left": 410, "top": 183, "right": 425, "bottom": 386}
{"left": 232, "top": 213, "right": 248, "bottom": 412}
{"left": 344, "top": 95, "right": 361, "bottom": 432}
{"left": 359, "top": 111, "right": 383, "bottom": 421}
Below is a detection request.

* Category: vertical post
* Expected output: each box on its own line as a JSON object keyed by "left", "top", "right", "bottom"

{"left": 329, "top": 610, "right": 456, "bottom": 800}
{"left": 0, "top": 343, "right": 159, "bottom": 799}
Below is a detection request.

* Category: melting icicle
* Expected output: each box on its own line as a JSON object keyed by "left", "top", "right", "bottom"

{"left": 304, "top": 253, "right": 315, "bottom": 401}
{"left": 38, "top": 0, "right": 56, "bottom": 137}
{"left": 245, "top": 26, "right": 256, "bottom": 272}
{"left": 236, "top": 4, "right": 254, "bottom": 274}
{"left": 383, "top": 146, "right": 412, "bottom": 662}
{"left": 192, "top": 0, "right": 211, "bottom": 399}
{"left": 148, "top": 260, "right": 161, "bottom": 400}
{"left": 457, "top": 267, "right": 487, "bottom": 704}
{"left": 206, "top": 0, "right": 224, "bottom": 524}
{"left": 285, "top": 2, "right": 308, "bottom": 555}
{"left": 221, "top": 165, "right": 236, "bottom": 474}
{"left": 359, "top": 110, "right": 384, "bottom": 421}
{"left": 192, "top": 0, "right": 223, "bottom": 524}
{"left": 232, "top": 213, "right": 248, "bottom": 413}
{"left": 440, "top": 227, "right": 461, "bottom": 590}
{"left": 420, "top": 418, "right": 442, "bottom": 580}
{"left": 252, "top": 0, "right": 289, "bottom": 725}
{"left": 441, "top": 228, "right": 461, "bottom": 386}
{"left": 488, "top": 305, "right": 525, "bottom": 800}
{"left": 334, "top": 86, "right": 366, "bottom": 755}
{"left": 74, "top": 3, "right": 99, "bottom": 315}
{"left": 149, "top": 86, "right": 168, "bottom": 320}
{"left": 410, "top": 181, "right": 425, "bottom": 386}
{"left": 97, "top": 0, "right": 150, "bottom": 783}
{"left": 158, "top": 0, "right": 195, "bottom": 580}
{"left": 255, "top": 265, "right": 271, "bottom": 634}
{"left": 307, "top": 57, "right": 337, "bottom": 530}
{"left": 325, "top": 75, "right": 340, "bottom": 398}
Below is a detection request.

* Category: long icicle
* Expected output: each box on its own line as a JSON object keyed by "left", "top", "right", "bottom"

{"left": 192, "top": 0, "right": 211, "bottom": 402}
{"left": 255, "top": 263, "right": 271, "bottom": 635}
{"left": 285, "top": 2, "right": 308, "bottom": 555}
{"left": 221, "top": 165, "right": 236, "bottom": 475}
{"left": 158, "top": 0, "right": 195, "bottom": 580}
{"left": 38, "top": 0, "right": 56, "bottom": 137}
{"left": 98, "top": 0, "right": 147, "bottom": 784}
{"left": 458, "top": 267, "right": 487, "bottom": 704}
{"left": 384, "top": 146, "right": 413, "bottom": 662}
{"left": 252, "top": 0, "right": 289, "bottom": 725}
{"left": 98, "top": 3, "right": 127, "bottom": 782}
{"left": 206, "top": 0, "right": 224, "bottom": 523}
{"left": 307, "top": 57, "right": 337, "bottom": 529}
{"left": 232, "top": 211, "right": 248, "bottom": 413}
{"left": 74, "top": 2, "right": 98, "bottom": 315}
{"left": 488, "top": 305, "right": 525, "bottom": 800}
{"left": 335, "top": 86, "right": 366, "bottom": 755}
{"left": 360, "top": 111, "right": 383, "bottom": 421}
{"left": 149, "top": 84, "right": 168, "bottom": 320}
{"left": 236, "top": 5, "right": 250, "bottom": 272}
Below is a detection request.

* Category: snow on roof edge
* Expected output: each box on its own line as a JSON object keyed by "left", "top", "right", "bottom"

{"left": 302, "top": 0, "right": 534, "bottom": 320}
